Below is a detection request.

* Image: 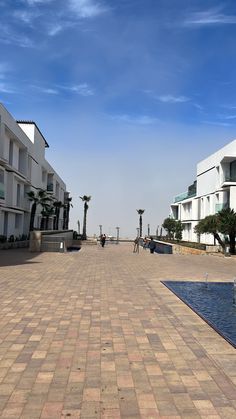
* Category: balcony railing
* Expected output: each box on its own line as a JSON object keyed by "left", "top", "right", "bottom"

{"left": 174, "top": 191, "right": 196, "bottom": 203}
{"left": 47, "top": 183, "right": 54, "bottom": 192}
{"left": 223, "top": 175, "right": 236, "bottom": 183}
{"left": 215, "top": 203, "right": 229, "bottom": 212}
{"left": 0, "top": 182, "right": 4, "bottom": 199}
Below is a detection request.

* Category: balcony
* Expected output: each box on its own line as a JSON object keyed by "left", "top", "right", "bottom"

{"left": 222, "top": 174, "right": 236, "bottom": 185}
{"left": 215, "top": 203, "right": 229, "bottom": 213}
{"left": 174, "top": 191, "right": 196, "bottom": 203}
{"left": 0, "top": 182, "right": 4, "bottom": 199}
{"left": 47, "top": 183, "right": 54, "bottom": 192}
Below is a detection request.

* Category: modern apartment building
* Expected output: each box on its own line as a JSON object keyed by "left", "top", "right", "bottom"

{"left": 170, "top": 139, "right": 236, "bottom": 244}
{"left": 0, "top": 103, "right": 69, "bottom": 239}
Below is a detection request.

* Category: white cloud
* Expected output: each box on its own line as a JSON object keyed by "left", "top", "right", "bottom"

{"left": 202, "top": 120, "right": 232, "bottom": 127}
{"left": 32, "top": 85, "right": 59, "bottom": 94}
{"left": 0, "top": 25, "right": 33, "bottom": 47}
{"left": 64, "top": 83, "right": 95, "bottom": 96}
{"left": 110, "top": 114, "right": 159, "bottom": 125}
{"left": 184, "top": 7, "right": 236, "bottom": 27}
{"left": 0, "top": 82, "right": 15, "bottom": 94}
{"left": 158, "top": 95, "right": 189, "bottom": 103}
{"left": 48, "top": 24, "right": 63, "bottom": 36}
{"left": 26, "top": 0, "right": 53, "bottom": 5}
{"left": 68, "top": 0, "right": 107, "bottom": 18}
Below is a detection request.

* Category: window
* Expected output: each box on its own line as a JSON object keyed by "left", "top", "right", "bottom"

{"left": 15, "top": 214, "right": 21, "bottom": 229}
{"left": 16, "top": 184, "right": 21, "bottom": 207}
{"left": 9, "top": 140, "right": 13, "bottom": 165}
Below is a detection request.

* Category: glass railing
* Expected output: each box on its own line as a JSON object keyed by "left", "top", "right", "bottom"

{"left": 215, "top": 203, "right": 229, "bottom": 212}
{"left": 174, "top": 191, "right": 196, "bottom": 203}
{"left": 223, "top": 175, "right": 236, "bottom": 182}
{"left": 0, "top": 182, "right": 4, "bottom": 199}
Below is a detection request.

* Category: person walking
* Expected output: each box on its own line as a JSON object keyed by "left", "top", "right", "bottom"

{"left": 149, "top": 237, "right": 156, "bottom": 254}
{"left": 133, "top": 237, "right": 139, "bottom": 253}
{"left": 101, "top": 234, "right": 106, "bottom": 248}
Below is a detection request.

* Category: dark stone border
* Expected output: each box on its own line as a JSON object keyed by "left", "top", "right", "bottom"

{"left": 161, "top": 280, "right": 236, "bottom": 349}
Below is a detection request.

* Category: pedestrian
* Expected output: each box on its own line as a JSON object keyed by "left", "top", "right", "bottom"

{"left": 149, "top": 237, "right": 156, "bottom": 254}
{"left": 133, "top": 236, "right": 139, "bottom": 253}
{"left": 143, "top": 236, "right": 148, "bottom": 250}
{"left": 101, "top": 234, "right": 106, "bottom": 248}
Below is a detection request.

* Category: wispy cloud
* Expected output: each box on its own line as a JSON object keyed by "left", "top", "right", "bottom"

{"left": 25, "top": 0, "right": 53, "bottom": 5}
{"left": 68, "top": 0, "right": 108, "bottom": 18}
{"left": 0, "top": 25, "right": 33, "bottom": 47}
{"left": 184, "top": 7, "right": 236, "bottom": 27}
{"left": 47, "top": 23, "right": 64, "bottom": 36}
{"left": 0, "top": 82, "right": 15, "bottom": 94}
{"left": 31, "top": 85, "right": 59, "bottom": 94}
{"left": 32, "top": 83, "right": 94, "bottom": 96}
{"left": 110, "top": 114, "right": 159, "bottom": 125}
{"left": 62, "top": 83, "right": 95, "bottom": 96}
{"left": 202, "top": 120, "right": 232, "bottom": 127}
{"left": 158, "top": 95, "right": 189, "bottom": 104}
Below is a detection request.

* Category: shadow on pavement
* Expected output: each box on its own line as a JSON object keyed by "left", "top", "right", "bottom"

{"left": 0, "top": 248, "right": 41, "bottom": 267}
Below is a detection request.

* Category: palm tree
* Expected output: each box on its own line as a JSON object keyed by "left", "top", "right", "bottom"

{"left": 41, "top": 204, "right": 55, "bottom": 230}
{"left": 27, "top": 190, "right": 51, "bottom": 231}
{"left": 63, "top": 197, "right": 73, "bottom": 230}
{"left": 137, "top": 209, "right": 145, "bottom": 237}
{"left": 80, "top": 195, "right": 91, "bottom": 240}
{"left": 53, "top": 201, "right": 64, "bottom": 230}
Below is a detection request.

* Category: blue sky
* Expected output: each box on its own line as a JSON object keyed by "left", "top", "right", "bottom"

{"left": 1, "top": 0, "right": 236, "bottom": 237}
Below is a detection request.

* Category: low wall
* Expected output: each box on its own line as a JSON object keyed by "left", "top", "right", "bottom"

{"left": 29, "top": 230, "right": 74, "bottom": 252}
{"left": 153, "top": 240, "right": 212, "bottom": 255}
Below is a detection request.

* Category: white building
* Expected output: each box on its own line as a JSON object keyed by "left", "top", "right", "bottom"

{"left": 0, "top": 103, "right": 69, "bottom": 239}
{"left": 170, "top": 139, "right": 236, "bottom": 244}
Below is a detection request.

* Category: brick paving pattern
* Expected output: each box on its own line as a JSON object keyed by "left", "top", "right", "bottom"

{"left": 0, "top": 243, "right": 236, "bottom": 418}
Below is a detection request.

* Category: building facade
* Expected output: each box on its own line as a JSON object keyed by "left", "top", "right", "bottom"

{"left": 170, "top": 139, "right": 236, "bottom": 244}
{"left": 0, "top": 103, "right": 69, "bottom": 239}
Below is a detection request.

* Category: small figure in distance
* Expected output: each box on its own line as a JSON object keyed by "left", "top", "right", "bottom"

{"left": 149, "top": 237, "right": 156, "bottom": 254}
{"left": 133, "top": 236, "right": 139, "bottom": 253}
{"left": 143, "top": 236, "right": 148, "bottom": 250}
{"left": 101, "top": 234, "right": 106, "bottom": 248}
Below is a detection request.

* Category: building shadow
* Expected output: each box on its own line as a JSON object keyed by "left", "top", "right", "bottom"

{"left": 0, "top": 248, "right": 41, "bottom": 267}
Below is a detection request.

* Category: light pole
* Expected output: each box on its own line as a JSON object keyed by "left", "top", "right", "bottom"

{"left": 77, "top": 220, "right": 80, "bottom": 235}
{"left": 99, "top": 225, "right": 102, "bottom": 237}
{"left": 156, "top": 225, "right": 159, "bottom": 238}
{"left": 116, "top": 227, "right": 120, "bottom": 244}
{"left": 147, "top": 224, "right": 150, "bottom": 237}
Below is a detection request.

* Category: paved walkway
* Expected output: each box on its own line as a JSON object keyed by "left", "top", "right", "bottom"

{"left": 0, "top": 243, "right": 236, "bottom": 418}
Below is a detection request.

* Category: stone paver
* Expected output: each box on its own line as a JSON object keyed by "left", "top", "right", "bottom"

{"left": 0, "top": 244, "right": 236, "bottom": 418}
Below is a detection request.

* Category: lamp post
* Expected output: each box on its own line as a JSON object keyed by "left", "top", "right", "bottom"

{"left": 156, "top": 225, "right": 159, "bottom": 238}
{"left": 99, "top": 224, "right": 102, "bottom": 237}
{"left": 116, "top": 227, "right": 120, "bottom": 244}
{"left": 77, "top": 220, "right": 80, "bottom": 235}
{"left": 147, "top": 224, "right": 150, "bottom": 237}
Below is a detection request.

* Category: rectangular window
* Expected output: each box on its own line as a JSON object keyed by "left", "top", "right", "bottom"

{"left": 9, "top": 140, "right": 13, "bottom": 165}
{"left": 16, "top": 184, "right": 21, "bottom": 207}
{"left": 15, "top": 214, "right": 21, "bottom": 229}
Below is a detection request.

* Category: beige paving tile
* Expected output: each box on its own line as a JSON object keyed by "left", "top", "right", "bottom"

{"left": 0, "top": 245, "right": 236, "bottom": 418}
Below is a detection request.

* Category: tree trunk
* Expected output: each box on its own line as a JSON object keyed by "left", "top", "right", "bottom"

{"left": 139, "top": 215, "right": 142, "bottom": 237}
{"left": 29, "top": 202, "right": 36, "bottom": 231}
{"left": 229, "top": 233, "right": 236, "bottom": 254}
{"left": 82, "top": 203, "right": 88, "bottom": 240}
{"left": 214, "top": 233, "right": 225, "bottom": 250}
